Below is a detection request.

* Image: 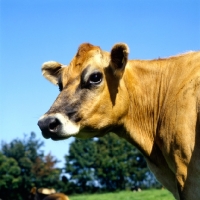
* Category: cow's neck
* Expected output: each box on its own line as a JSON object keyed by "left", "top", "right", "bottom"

{"left": 120, "top": 59, "right": 171, "bottom": 158}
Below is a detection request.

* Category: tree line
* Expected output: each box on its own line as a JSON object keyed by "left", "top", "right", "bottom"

{"left": 0, "top": 132, "right": 161, "bottom": 200}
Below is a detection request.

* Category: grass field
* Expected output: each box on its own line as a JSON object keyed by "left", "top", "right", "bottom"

{"left": 69, "top": 189, "right": 175, "bottom": 200}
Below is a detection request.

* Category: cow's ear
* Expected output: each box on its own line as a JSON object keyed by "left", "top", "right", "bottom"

{"left": 41, "top": 61, "right": 63, "bottom": 85}
{"left": 110, "top": 43, "right": 129, "bottom": 77}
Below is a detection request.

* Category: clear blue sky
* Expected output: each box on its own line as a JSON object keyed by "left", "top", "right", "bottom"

{"left": 1, "top": 0, "right": 200, "bottom": 168}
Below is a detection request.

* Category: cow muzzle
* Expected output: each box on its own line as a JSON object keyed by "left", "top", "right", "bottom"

{"left": 37, "top": 116, "right": 62, "bottom": 140}
{"left": 37, "top": 113, "right": 80, "bottom": 140}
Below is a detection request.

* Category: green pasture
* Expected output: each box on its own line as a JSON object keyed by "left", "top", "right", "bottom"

{"left": 69, "top": 189, "right": 174, "bottom": 200}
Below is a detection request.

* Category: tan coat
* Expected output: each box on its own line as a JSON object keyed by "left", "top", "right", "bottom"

{"left": 38, "top": 43, "right": 200, "bottom": 200}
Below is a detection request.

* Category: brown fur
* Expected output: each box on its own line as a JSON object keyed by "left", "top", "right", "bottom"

{"left": 38, "top": 43, "right": 200, "bottom": 200}
{"left": 43, "top": 193, "right": 69, "bottom": 200}
{"left": 30, "top": 187, "right": 69, "bottom": 200}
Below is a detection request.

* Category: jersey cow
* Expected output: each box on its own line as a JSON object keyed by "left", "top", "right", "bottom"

{"left": 38, "top": 43, "right": 200, "bottom": 200}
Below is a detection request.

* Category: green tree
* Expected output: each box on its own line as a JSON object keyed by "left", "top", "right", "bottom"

{"left": 94, "top": 133, "right": 148, "bottom": 191}
{"left": 64, "top": 132, "right": 157, "bottom": 193}
{"left": 0, "top": 132, "right": 62, "bottom": 200}
{"left": 65, "top": 138, "right": 97, "bottom": 193}
{"left": 0, "top": 152, "right": 22, "bottom": 199}
{"left": 31, "top": 152, "right": 61, "bottom": 187}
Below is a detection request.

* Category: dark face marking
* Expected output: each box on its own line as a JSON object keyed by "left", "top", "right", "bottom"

{"left": 47, "top": 88, "right": 82, "bottom": 123}
{"left": 80, "top": 66, "right": 103, "bottom": 89}
{"left": 57, "top": 75, "right": 63, "bottom": 92}
{"left": 64, "top": 101, "right": 81, "bottom": 123}
{"left": 51, "top": 64, "right": 104, "bottom": 127}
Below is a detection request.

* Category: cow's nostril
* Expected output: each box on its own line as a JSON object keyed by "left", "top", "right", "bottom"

{"left": 49, "top": 118, "right": 61, "bottom": 132}
{"left": 38, "top": 116, "right": 63, "bottom": 140}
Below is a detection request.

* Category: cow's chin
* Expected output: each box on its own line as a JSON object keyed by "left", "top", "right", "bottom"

{"left": 44, "top": 127, "right": 103, "bottom": 141}
{"left": 52, "top": 115, "right": 109, "bottom": 140}
{"left": 74, "top": 127, "right": 102, "bottom": 139}
{"left": 75, "top": 126, "right": 111, "bottom": 139}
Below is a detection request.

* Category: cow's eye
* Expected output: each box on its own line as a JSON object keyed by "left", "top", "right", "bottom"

{"left": 89, "top": 72, "right": 102, "bottom": 85}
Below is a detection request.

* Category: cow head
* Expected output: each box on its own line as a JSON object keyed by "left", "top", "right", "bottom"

{"left": 38, "top": 43, "right": 130, "bottom": 140}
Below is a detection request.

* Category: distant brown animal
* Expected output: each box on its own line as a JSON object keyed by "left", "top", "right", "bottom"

{"left": 38, "top": 43, "right": 200, "bottom": 200}
{"left": 30, "top": 187, "right": 69, "bottom": 200}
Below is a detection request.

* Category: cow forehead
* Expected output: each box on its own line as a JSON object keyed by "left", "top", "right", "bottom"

{"left": 74, "top": 43, "right": 102, "bottom": 66}
{"left": 74, "top": 49, "right": 106, "bottom": 69}
{"left": 62, "top": 46, "right": 109, "bottom": 83}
